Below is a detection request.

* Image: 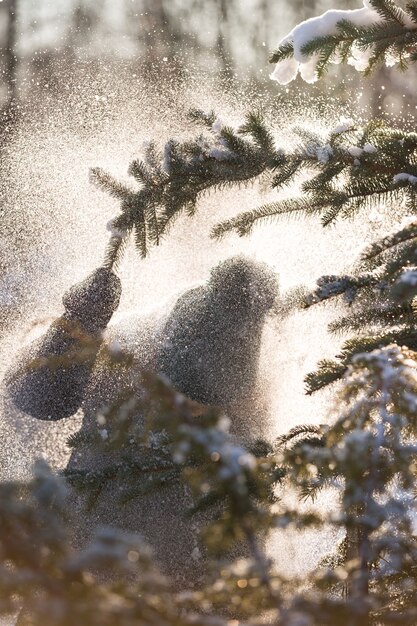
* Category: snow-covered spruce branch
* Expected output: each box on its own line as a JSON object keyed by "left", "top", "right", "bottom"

{"left": 3, "top": 461, "right": 287, "bottom": 626}
{"left": 270, "top": 0, "right": 417, "bottom": 84}
{"left": 305, "top": 324, "right": 417, "bottom": 393}
{"left": 6, "top": 351, "right": 417, "bottom": 623}
{"left": 65, "top": 364, "right": 284, "bottom": 578}
{"left": 213, "top": 118, "right": 417, "bottom": 235}
{"left": 361, "top": 219, "right": 417, "bottom": 262}
{"left": 0, "top": 462, "right": 184, "bottom": 626}
{"left": 94, "top": 112, "right": 417, "bottom": 254}
{"left": 297, "top": 215, "right": 417, "bottom": 393}
{"left": 285, "top": 344, "right": 417, "bottom": 622}
{"left": 92, "top": 109, "right": 279, "bottom": 268}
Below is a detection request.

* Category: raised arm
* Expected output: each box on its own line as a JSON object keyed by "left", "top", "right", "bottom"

{"left": 5, "top": 268, "right": 121, "bottom": 421}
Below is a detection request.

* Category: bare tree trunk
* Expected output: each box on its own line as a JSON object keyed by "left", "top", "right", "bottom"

{"left": 137, "top": 0, "right": 185, "bottom": 81}
{"left": 216, "top": 0, "right": 234, "bottom": 79}
{"left": 142, "top": 0, "right": 170, "bottom": 68}
{"left": 345, "top": 503, "right": 371, "bottom": 625}
{"left": 5, "top": 0, "right": 18, "bottom": 109}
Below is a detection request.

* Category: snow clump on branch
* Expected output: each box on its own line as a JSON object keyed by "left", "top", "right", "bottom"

{"left": 332, "top": 116, "right": 355, "bottom": 135}
{"left": 393, "top": 173, "right": 417, "bottom": 185}
{"left": 270, "top": 1, "right": 414, "bottom": 85}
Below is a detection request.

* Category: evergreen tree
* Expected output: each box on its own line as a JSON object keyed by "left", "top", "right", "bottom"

{"left": 4, "top": 1, "right": 417, "bottom": 624}
{"left": 274, "top": 344, "right": 417, "bottom": 625}
{"left": 6, "top": 344, "right": 417, "bottom": 625}
{"left": 89, "top": 0, "right": 417, "bottom": 621}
